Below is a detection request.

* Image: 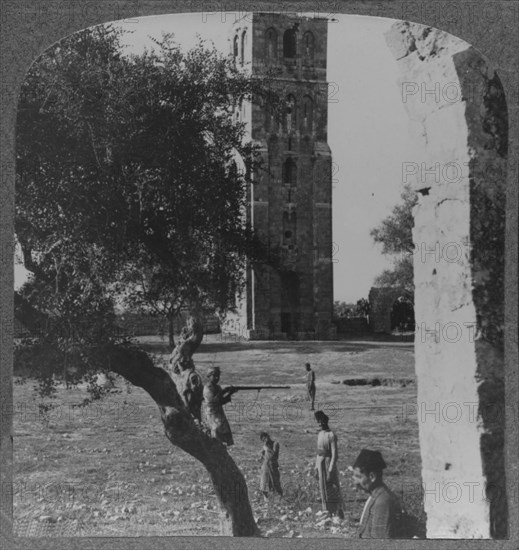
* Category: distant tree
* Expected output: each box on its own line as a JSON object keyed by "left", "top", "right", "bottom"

{"left": 354, "top": 298, "right": 370, "bottom": 317}
{"left": 370, "top": 185, "right": 417, "bottom": 292}
{"left": 333, "top": 299, "right": 369, "bottom": 319}
{"left": 14, "top": 24, "right": 280, "bottom": 536}
{"left": 373, "top": 257, "right": 414, "bottom": 293}
{"left": 333, "top": 301, "right": 354, "bottom": 318}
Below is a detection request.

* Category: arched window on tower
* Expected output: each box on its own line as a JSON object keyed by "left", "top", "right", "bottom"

{"left": 266, "top": 104, "right": 278, "bottom": 134}
{"left": 233, "top": 35, "right": 239, "bottom": 64}
{"left": 240, "top": 30, "right": 247, "bottom": 65}
{"left": 265, "top": 28, "right": 277, "bottom": 60}
{"left": 283, "top": 28, "right": 297, "bottom": 58}
{"left": 236, "top": 93, "right": 248, "bottom": 122}
{"left": 302, "top": 95, "right": 313, "bottom": 133}
{"left": 283, "top": 158, "right": 297, "bottom": 185}
{"left": 283, "top": 211, "right": 297, "bottom": 247}
{"left": 285, "top": 94, "right": 296, "bottom": 134}
{"left": 303, "top": 31, "right": 315, "bottom": 62}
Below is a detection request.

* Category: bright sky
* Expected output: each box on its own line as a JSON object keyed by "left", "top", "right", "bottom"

{"left": 16, "top": 13, "right": 414, "bottom": 303}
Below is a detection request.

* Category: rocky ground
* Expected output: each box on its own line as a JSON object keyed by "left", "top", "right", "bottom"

{"left": 13, "top": 334, "right": 424, "bottom": 537}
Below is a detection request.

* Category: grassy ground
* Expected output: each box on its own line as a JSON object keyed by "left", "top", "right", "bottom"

{"left": 13, "top": 334, "right": 424, "bottom": 538}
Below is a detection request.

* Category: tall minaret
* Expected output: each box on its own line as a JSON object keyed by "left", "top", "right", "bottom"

{"left": 226, "top": 12, "right": 334, "bottom": 340}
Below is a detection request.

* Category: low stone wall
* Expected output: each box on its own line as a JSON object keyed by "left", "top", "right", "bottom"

{"left": 116, "top": 313, "right": 220, "bottom": 336}
{"left": 334, "top": 316, "right": 369, "bottom": 333}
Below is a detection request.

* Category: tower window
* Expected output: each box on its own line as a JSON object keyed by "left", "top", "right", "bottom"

{"left": 303, "top": 31, "right": 315, "bottom": 61}
{"left": 302, "top": 95, "right": 313, "bottom": 133}
{"left": 240, "top": 30, "right": 247, "bottom": 65}
{"left": 282, "top": 211, "right": 297, "bottom": 245}
{"left": 283, "top": 29, "right": 297, "bottom": 58}
{"left": 285, "top": 94, "right": 297, "bottom": 134}
{"left": 265, "top": 104, "right": 278, "bottom": 133}
{"left": 265, "top": 28, "right": 278, "bottom": 60}
{"left": 233, "top": 35, "right": 239, "bottom": 63}
{"left": 283, "top": 158, "right": 297, "bottom": 185}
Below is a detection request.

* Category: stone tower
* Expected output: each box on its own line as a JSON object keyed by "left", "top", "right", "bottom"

{"left": 224, "top": 13, "right": 334, "bottom": 340}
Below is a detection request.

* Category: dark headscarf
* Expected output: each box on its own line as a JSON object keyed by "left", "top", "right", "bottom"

{"left": 314, "top": 410, "right": 329, "bottom": 424}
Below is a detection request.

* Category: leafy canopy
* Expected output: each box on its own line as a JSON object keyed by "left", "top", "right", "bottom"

{"left": 370, "top": 185, "right": 417, "bottom": 292}
{"left": 15, "top": 24, "right": 268, "bottom": 392}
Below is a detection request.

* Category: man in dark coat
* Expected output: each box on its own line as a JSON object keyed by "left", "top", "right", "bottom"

{"left": 352, "top": 449, "right": 400, "bottom": 538}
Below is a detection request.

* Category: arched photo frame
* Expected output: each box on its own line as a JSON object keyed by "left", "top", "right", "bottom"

{"left": 1, "top": 1, "right": 517, "bottom": 549}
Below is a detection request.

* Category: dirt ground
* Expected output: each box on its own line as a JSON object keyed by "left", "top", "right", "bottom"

{"left": 13, "top": 334, "right": 424, "bottom": 538}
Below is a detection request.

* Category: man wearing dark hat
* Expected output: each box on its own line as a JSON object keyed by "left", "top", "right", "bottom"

{"left": 352, "top": 449, "right": 400, "bottom": 538}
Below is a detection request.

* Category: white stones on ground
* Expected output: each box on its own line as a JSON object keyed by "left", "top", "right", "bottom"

{"left": 121, "top": 504, "right": 137, "bottom": 514}
{"left": 316, "top": 517, "right": 331, "bottom": 528}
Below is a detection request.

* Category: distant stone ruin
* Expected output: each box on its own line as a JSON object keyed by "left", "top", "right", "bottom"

{"left": 368, "top": 287, "right": 413, "bottom": 333}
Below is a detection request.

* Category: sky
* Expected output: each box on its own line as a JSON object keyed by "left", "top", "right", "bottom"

{"left": 15, "top": 12, "right": 414, "bottom": 303}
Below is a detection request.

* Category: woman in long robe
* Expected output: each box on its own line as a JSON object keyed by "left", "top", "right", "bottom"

{"left": 259, "top": 432, "right": 283, "bottom": 500}
{"left": 314, "top": 410, "right": 345, "bottom": 518}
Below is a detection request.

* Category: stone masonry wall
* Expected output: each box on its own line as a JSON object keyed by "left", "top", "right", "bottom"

{"left": 368, "top": 286, "right": 412, "bottom": 333}
{"left": 385, "top": 22, "right": 507, "bottom": 538}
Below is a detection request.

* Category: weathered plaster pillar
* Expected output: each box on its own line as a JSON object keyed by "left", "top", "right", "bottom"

{"left": 385, "top": 22, "right": 507, "bottom": 538}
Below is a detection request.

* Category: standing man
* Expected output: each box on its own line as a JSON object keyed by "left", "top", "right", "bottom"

{"left": 305, "top": 362, "right": 316, "bottom": 411}
{"left": 202, "top": 366, "right": 237, "bottom": 446}
{"left": 314, "top": 410, "right": 345, "bottom": 519}
{"left": 352, "top": 449, "right": 400, "bottom": 538}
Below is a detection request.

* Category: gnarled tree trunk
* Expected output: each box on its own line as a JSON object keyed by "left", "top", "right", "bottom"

{"left": 14, "top": 294, "right": 255, "bottom": 535}
{"left": 167, "top": 310, "right": 176, "bottom": 352}
{"left": 108, "top": 345, "right": 258, "bottom": 536}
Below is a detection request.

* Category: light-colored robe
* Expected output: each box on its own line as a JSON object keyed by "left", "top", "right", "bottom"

{"left": 315, "top": 429, "right": 344, "bottom": 515}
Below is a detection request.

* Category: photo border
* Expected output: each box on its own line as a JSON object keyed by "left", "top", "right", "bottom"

{"left": 1, "top": 1, "right": 517, "bottom": 549}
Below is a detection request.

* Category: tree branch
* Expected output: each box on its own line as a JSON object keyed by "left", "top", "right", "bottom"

{"left": 107, "top": 344, "right": 259, "bottom": 535}
{"left": 19, "top": 241, "right": 49, "bottom": 282}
